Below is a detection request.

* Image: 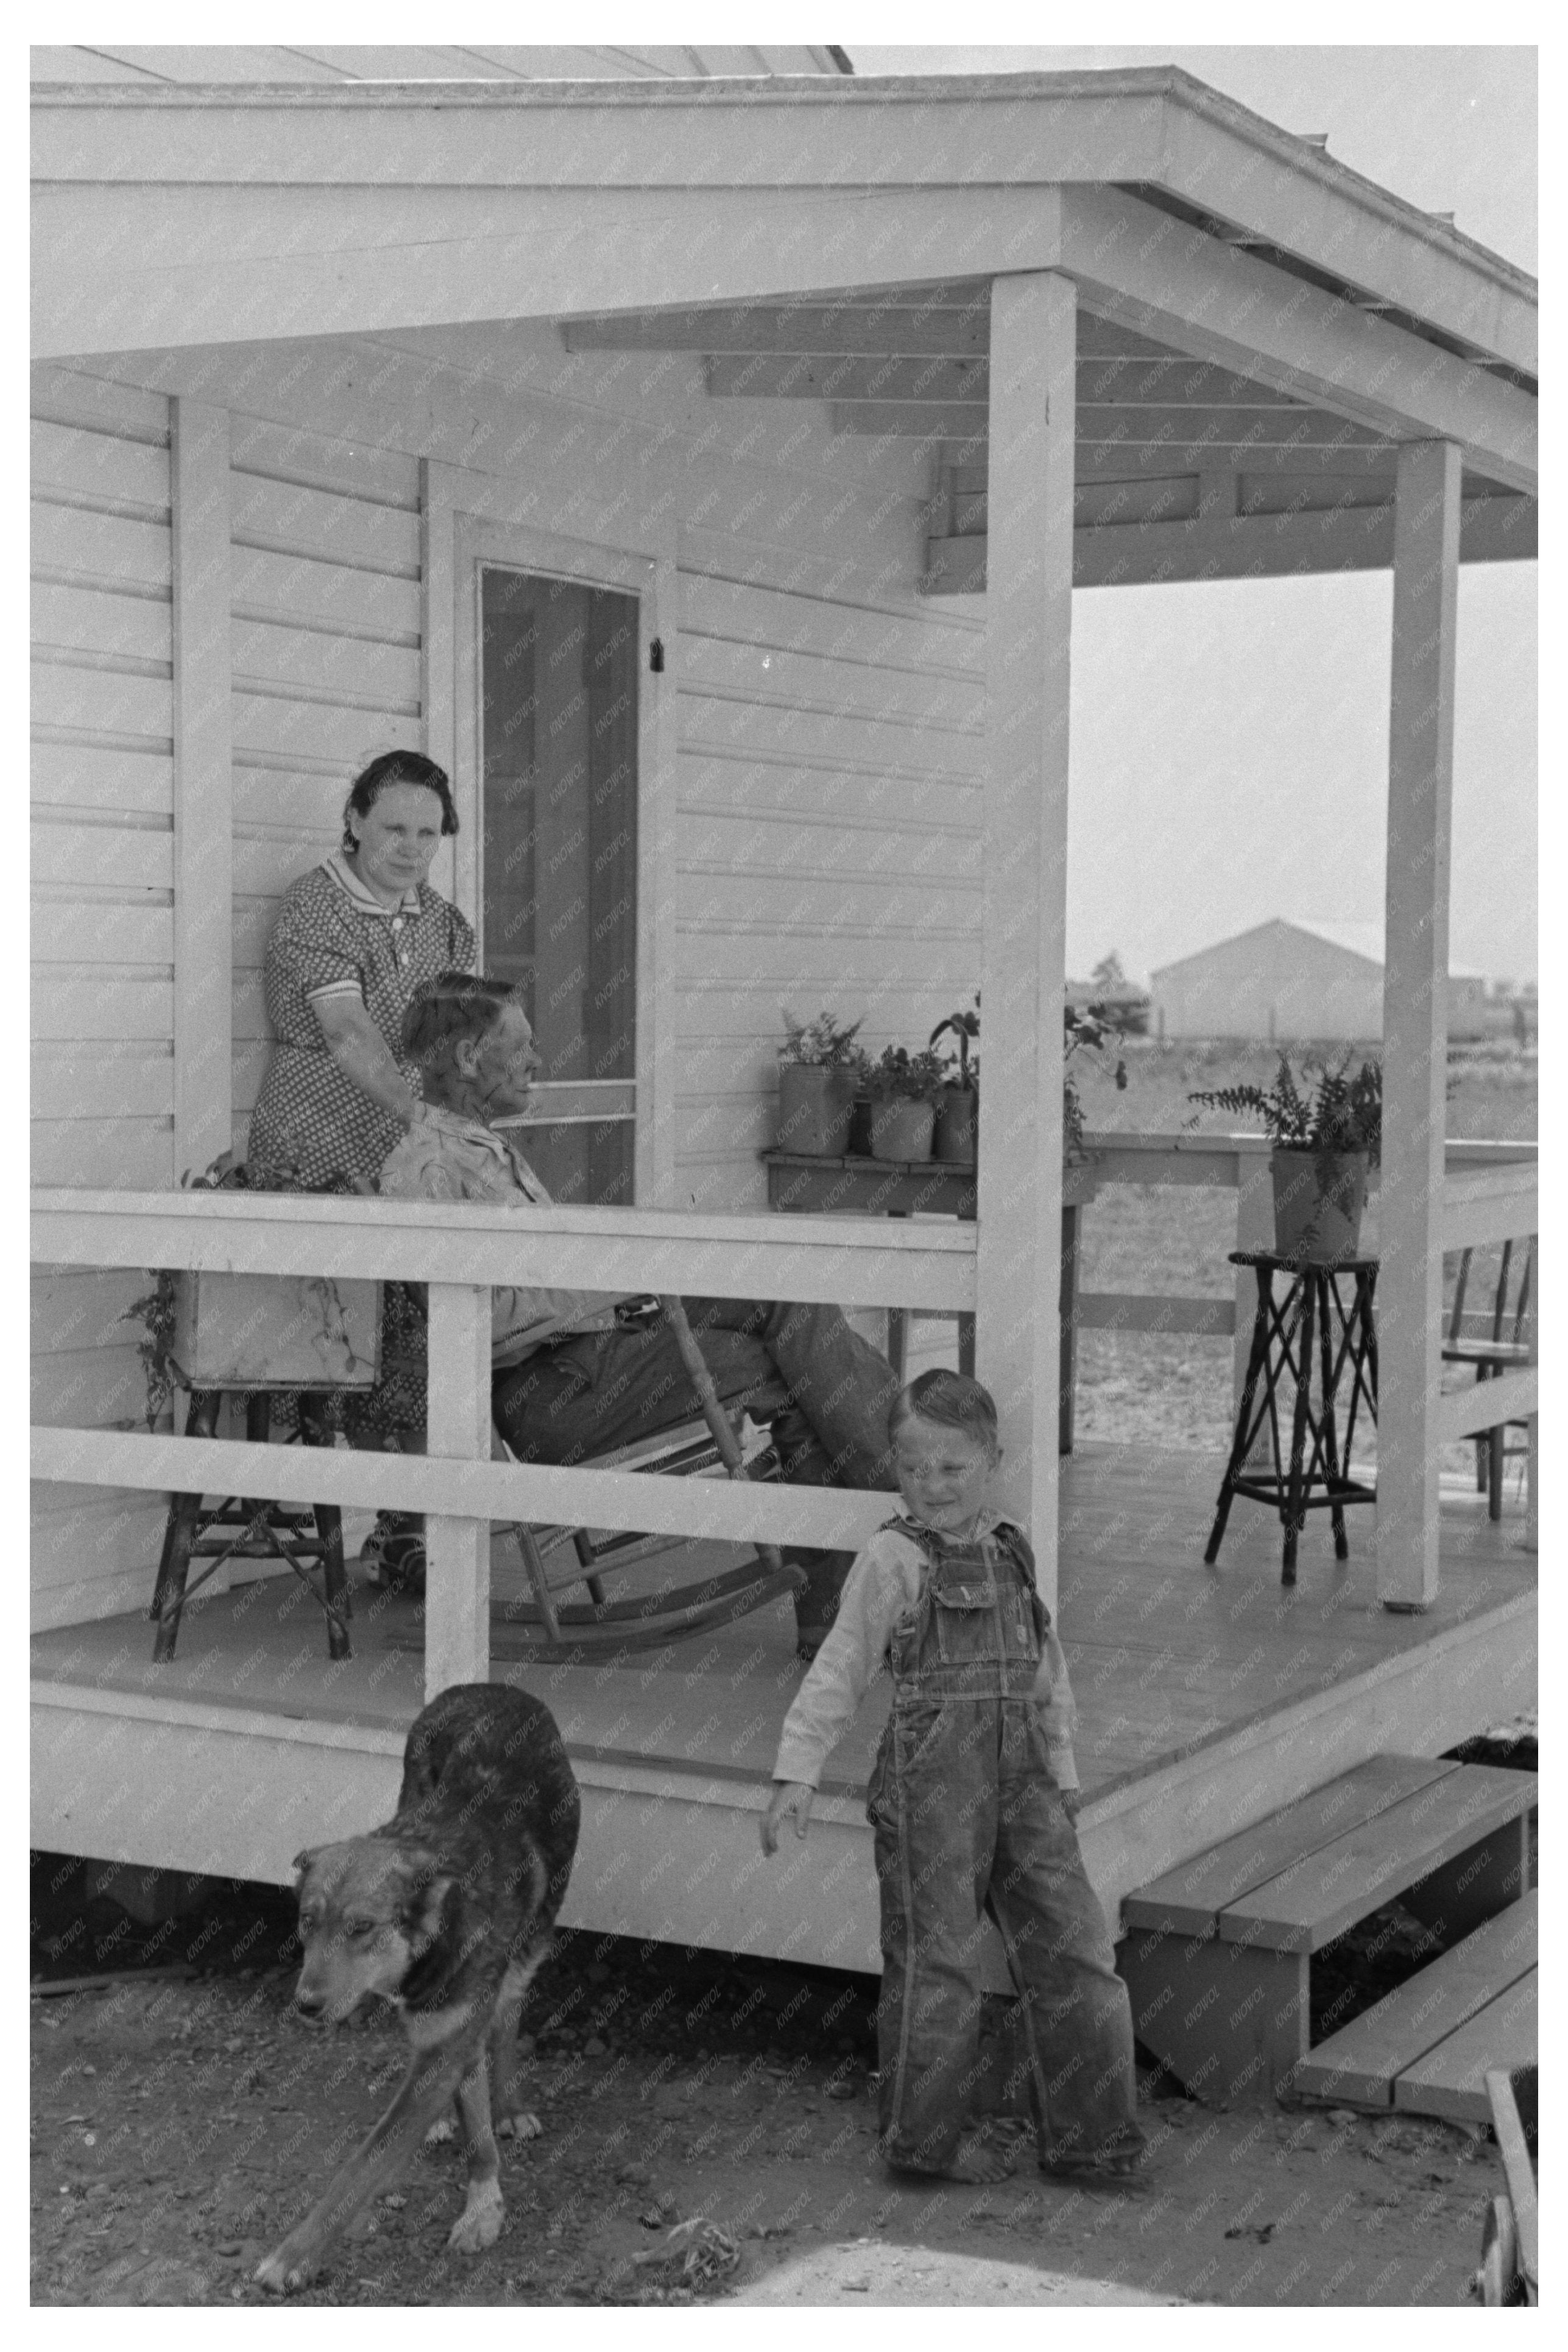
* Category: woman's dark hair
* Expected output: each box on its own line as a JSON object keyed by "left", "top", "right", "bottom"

{"left": 342, "top": 750, "right": 459, "bottom": 853}
{"left": 889, "top": 1368, "right": 1001, "bottom": 1452}
{"left": 401, "top": 972, "right": 521, "bottom": 1068}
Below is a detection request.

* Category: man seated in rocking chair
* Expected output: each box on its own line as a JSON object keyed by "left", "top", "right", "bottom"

{"left": 376, "top": 971, "right": 901, "bottom": 1656}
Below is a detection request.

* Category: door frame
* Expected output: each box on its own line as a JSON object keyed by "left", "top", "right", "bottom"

{"left": 423, "top": 462, "right": 676, "bottom": 1206}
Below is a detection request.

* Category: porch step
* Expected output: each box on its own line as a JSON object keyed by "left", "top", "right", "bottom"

{"left": 1118, "top": 1753, "right": 1533, "bottom": 2107}
{"left": 1296, "top": 1891, "right": 1537, "bottom": 2116}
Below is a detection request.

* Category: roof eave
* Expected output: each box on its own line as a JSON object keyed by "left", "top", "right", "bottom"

{"left": 30, "top": 66, "right": 1536, "bottom": 377}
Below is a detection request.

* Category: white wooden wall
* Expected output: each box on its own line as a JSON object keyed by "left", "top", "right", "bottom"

{"left": 228, "top": 418, "right": 425, "bottom": 1158}
{"left": 32, "top": 367, "right": 178, "bottom": 1623}
{"left": 33, "top": 331, "right": 980, "bottom": 1624}
{"left": 672, "top": 539, "right": 985, "bottom": 1213}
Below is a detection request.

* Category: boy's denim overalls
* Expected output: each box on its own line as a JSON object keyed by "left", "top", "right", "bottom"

{"left": 865, "top": 1515, "right": 1142, "bottom": 2173}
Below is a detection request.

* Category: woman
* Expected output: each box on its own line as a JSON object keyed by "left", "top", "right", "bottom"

{"left": 247, "top": 749, "right": 475, "bottom": 1190}
{"left": 247, "top": 750, "right": 475, "bottom": 1458}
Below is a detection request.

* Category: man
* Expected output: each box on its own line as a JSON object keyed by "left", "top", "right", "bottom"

{"left": 378, "top": 972, "right": 902, "bottom": 1655}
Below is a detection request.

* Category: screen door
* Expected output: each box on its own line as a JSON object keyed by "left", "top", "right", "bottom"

{"left": 478, "top": 565, "right": 638, "bottom": 1205}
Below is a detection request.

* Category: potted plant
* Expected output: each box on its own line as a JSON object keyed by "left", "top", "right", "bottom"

{"left": 775, "top": 1008, "right": 868, "bottom": 1157}
{"left": 1062, "top": 1003, "right": 1130, "bottom": 1166}
{"left": 1187, "top": 1051, "right": 1382, "bottom": 1264}
{"left": 864, "top": 1044, "right": 950, "bottom": 1162}
{"left": 929, "top": 996, "right": 980, "bottom": 1164}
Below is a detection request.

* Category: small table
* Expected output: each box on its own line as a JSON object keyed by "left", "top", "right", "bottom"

{"left": 1206, "top": 1250, "right": 1379, "bottom": 1585}
{"left": 760, "top": 1149, "right": 1094, "bottom": 1453}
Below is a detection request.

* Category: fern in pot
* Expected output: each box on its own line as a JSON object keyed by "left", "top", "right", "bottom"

{"left": 775, "top": 1008, "right": 868, "bottom": 1156}
{"left": 864, "top": 1045, "right": 950, "bottom": 1164}
{"left": 1188, "top": 1052, "right": 1382, "bottom": 1265}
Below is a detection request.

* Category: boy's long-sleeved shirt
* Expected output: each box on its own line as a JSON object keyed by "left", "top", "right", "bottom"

{"left": 771, "top": 1509, "right": 1080, "bottom": 1793}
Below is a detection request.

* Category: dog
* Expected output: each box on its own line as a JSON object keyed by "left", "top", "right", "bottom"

{"left": 255, "top": 1682, "right": 581, "bottom": 2294}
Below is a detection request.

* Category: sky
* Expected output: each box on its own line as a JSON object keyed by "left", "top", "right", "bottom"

{"left": 851, "top": 43, "right": 1539, "bottom": 987}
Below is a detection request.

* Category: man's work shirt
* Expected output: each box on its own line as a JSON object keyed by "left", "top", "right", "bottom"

{"left": 378, "top": 1106, "right": 627, "bottom": 1366}
{"left": 771, "top": 1509, "right": 1081, "bottom": 1792}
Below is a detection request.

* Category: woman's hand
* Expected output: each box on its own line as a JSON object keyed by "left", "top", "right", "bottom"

{"left": 761, "top": 1781, "right": 814, "bottom": 1855}
{"left": 312, "top": 994, "right": 423, "bottom": 1129}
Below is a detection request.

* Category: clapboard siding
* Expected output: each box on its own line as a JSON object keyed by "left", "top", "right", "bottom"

{"left": 672, "top": 541, "right": 984, "bottom": 1207}
{"left": 228, "top": 424, "right": 426, "bottom": 1164}
{"left": 31, "top": 367, "right": 178, "bottom": 1626}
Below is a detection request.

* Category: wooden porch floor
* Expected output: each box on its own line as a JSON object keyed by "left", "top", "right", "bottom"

{"left": 31, "top": 1445, "right": 1536, "bottom": 1807}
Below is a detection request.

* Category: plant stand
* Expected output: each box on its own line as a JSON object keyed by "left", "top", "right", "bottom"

{"left": 1205, "top": 1250, "right": 1379, "bottom": 1585}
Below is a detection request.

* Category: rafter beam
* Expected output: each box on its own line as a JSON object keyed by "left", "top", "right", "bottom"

{"left": 1057, "top": 185, "right": 1537, "bottom": 495}
{"left": 922, "top": 490, "right": 1536, "bottom": 593}
{"left": 706, "top": 352, "right": 1310, "bottom": 406}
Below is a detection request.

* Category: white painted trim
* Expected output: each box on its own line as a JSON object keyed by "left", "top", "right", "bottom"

{"left": 424, "top": 1280, "right": 493, "bottom": 1697}
{"left": 419, "top": 456, "right": 460, "bottom": 913}
{"left": 1439, "top": 1371, "right": 1538, "bottom": 1444}
{"left": 436, "top": 491, "right": 670, "bottom": 1207}
{"left": 1443, "top": 1167, "right": 1539, "bottom": 1251}
{"left": 32, "top": 1187, "right": 973, "bottom": 1305}
{"left": 976, "top": 272, "right": 1076, "bottom": 1611}
{"left": 1377, "top": 441, "right": 1463, "bottom": 1610}
{"left": 30, "top": 1424, "right": 897, "bottom": 1554}
{"left": 925, "top": 495, "right": 1538, "bottom": 592}
{"left": 171, "top": 396, "right": 233, "bottom": 1178}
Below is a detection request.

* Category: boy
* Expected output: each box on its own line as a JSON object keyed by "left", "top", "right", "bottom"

{"left": 761, "top": 1369, "right": 1146, "bottom": 2185}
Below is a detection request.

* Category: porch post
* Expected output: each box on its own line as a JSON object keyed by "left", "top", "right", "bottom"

{"left": 424, "top": 1281, "right": 494, "bottom": 1697}
{"left": 1377, "top": 440, "right": 1462, "bottom": 1610}
{"left": 171, "top": 398, "right": 233, "bottom": 1178}
{"left": 976, "top": 272, "right": 1076, "bottom": 1612}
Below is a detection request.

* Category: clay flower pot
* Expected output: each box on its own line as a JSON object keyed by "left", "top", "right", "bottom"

{"left": 1271, "top": 1148, "right": 1370, "bottom": 1265}
{"left": 867, "top": 1095, "right": 936, "bottom": 1163}
{"left": 776, "top": 1063, "right": 860, "bottom": 1156}
{"left": 934, "top": 1083, "right": 978, "bottom": 1165}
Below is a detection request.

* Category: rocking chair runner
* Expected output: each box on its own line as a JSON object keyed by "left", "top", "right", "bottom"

{"left": 484, "top": 1294, "right": 808, "bottom": 1663}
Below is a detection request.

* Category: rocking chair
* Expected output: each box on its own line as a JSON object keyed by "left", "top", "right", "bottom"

{"left": 416, "top": 1296, "right": 809, "bottom": 1664}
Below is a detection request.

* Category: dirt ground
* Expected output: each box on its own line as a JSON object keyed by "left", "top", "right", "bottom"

{"left": 31, "top": 1885, "right": 1517, "bottom": 2309}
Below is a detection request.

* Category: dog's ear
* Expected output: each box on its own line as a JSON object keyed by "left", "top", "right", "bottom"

{"left": 291, "top": 1848, "right": 315, "bottom": 1882}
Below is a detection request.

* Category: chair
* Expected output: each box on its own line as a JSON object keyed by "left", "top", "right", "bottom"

{"left": 1443, "top": 1238, "right": 1535, "bottom": 1520}
{"left": 150, "top": 1388, "right": 352, "bottom": 1662}
{"left": 492, "top": 1294, "right": 808, "bottom": 1661}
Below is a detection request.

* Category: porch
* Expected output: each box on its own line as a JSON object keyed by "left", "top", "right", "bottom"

{"left": 30, "top": 1439, "right": 1533, "bottom": 1971}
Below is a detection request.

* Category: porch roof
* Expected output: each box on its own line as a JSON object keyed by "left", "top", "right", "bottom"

{"left": 32, "top": 66, "right": 1538, "bottom": 589}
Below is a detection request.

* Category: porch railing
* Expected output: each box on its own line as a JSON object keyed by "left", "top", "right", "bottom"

{"left": 30, "top": 1132, "right": 1538, "bottom": 1696}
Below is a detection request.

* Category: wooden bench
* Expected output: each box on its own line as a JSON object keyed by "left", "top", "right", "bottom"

{"left": 1118, "top": 1753, "right": 1534, "bottom": 2107}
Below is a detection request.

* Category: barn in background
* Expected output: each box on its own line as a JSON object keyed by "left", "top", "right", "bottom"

{"left": 1150, "top": 916, "right": 1490, "bottom": 1043}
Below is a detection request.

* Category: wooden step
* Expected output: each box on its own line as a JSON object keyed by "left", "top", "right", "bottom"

{"left": 1123, "top": 1754, "right": 1456, "bottom": 1938}
{"left": 1219, "top": 1762, "right": 1533, "bottom": 1952}
{"left": 1118, "top": 1753, "right": 1535, "bottom": 2108}
{"left": 1296, "top": 1890, "right": 1537, "bottom": 2109}
{"left": 1394, "top": 1971, "right": 1538, "bottom": 2125}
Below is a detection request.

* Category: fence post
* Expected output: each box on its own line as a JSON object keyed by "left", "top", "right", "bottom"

{"left": 424, "top": 1282, "right": 493, "bottom": 1699}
